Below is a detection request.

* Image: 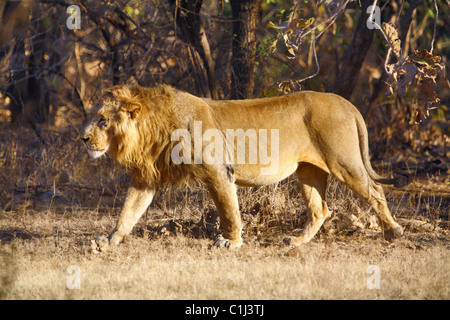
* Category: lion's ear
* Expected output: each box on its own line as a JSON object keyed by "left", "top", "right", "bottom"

{"left": 121, "top": 102, "right": 141, "bottom": 119}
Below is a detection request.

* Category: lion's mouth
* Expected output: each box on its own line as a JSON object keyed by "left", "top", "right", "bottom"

{"left": 86, "top": 146, "right": 109, "bottom": 159}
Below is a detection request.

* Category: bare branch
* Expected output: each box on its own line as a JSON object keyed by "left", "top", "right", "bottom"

{"left": 368, "top": 0, "right": 397, "bottom": 60}
{"left": 430, "top": 0, "right": 438, "bottom": 54}
{"left": 296, "top": 0, "right": 352, "bottom": 84}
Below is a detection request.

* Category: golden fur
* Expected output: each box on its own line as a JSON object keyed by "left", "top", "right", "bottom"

{"left": 83, "top": 84, "right": 407, "bottom": 252}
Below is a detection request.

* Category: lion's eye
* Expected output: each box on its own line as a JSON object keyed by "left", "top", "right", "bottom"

{"left": 98, "top": 118, "right": 108, "bottom": 128}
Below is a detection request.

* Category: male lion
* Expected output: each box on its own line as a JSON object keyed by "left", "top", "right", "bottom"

{"left": 82, "top": 84, "right": 408, "bottom": 253}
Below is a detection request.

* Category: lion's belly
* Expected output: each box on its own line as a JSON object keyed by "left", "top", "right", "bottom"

{"left": 233, "top": 161, "right": 299, "bottom": 187}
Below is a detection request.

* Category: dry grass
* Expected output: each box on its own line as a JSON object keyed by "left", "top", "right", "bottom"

{"left": 0, "top": 183, "right": 448, "bottom": 300}
{"left": 0, "top": 220, "right": 448, "bottom": 300}
{"left": 0, "top": 124, "right": 449, "bottom": 300}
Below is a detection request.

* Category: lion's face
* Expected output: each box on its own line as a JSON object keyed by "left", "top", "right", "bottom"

{"left": 82, "top": 96, "right": 116, "bottom": 159}
{"left": 82, "top": 90, "right": 140, "bottom": 159}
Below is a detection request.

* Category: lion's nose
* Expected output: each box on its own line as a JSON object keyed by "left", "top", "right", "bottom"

{"left": 82, "top": 136, "right": 89, "bottom": 143}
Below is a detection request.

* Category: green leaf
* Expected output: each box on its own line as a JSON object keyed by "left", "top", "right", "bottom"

{"left": 125, "top": 5, "right": 134, "bottom": 17}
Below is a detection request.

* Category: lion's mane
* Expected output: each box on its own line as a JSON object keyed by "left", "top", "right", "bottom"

{"left": 106, "top": 84, "right": 196, "bottom": 188}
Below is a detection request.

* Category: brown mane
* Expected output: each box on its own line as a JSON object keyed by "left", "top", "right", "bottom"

{"left": 105, "top": 84, "right": 194, "bottom": 188}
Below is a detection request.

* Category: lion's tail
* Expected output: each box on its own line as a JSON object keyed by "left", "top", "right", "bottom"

{"left": 354, "top": 109, "right": 410, "bottom": 188}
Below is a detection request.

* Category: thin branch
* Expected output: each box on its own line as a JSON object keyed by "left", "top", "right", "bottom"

{"left": 368, "top": 0, "right": 404, "bottom": 76}
{"left": 368, "top": 0, "right": 393, "bottom": 56}
{"left": 367, "top": 0, "right": 378, "bottom": 23}
{"left": 295, "top": 0, "right": 349, "bottom": 41}
{"left": 384, "top": 47, "right": 392, "bottom": 75}
{"left": 395, "top": 0, "right": 405, "bottom": 25}
{"left": 296, "top": 0, "right": 352, "bottom": 84}
{"left": 430, "top": 0, "right": 438, "bottom": 54}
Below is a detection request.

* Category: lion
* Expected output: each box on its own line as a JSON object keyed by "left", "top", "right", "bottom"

{"left": 82, "top": 84, "right": 408, "bottom": 253}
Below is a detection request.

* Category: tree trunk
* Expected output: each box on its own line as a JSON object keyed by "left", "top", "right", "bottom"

{"left": 169, "top": 0, "right": 218, "bottom": 99}
{"left": 230, "top": 0, "right": 262, "bottom": 99}
{"left": 333, "top": 0, "right": 374, "bottom": 100}
{"left": 5, "top": 1, "right": 46, "bottom": 139}
{"left": 0, "top": 0, "right": 33, "bottom": 49}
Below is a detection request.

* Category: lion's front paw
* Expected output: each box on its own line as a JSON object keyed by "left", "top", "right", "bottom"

{"left": 213, "top": 235, "right": 243, "bottom": 249}
{"left": 91, "top": 236, "right": 110, "bottom": 254}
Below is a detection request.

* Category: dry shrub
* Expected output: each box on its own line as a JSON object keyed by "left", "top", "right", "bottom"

{"left": 0, "top": 123, "right": 129, "bottom": 212}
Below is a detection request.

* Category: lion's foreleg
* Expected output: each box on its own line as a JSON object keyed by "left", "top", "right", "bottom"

{"left": 109, "top": 182, "right": 155, "bottom": 246}
{"left": 92, "top": 179, "right": 154, "bottom": 253}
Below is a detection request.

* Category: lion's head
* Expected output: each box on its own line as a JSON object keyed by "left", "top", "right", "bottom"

{"left": 82, "top": 84, "right": 186, "bottom": 187}
{"left": 82, "top": 90, "right": 119, "bottom": 160}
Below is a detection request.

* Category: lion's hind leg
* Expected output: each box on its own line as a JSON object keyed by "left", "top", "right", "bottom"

{"left": 366, "top": 183, "right": 404, "bottom": 241}
{"left": 284, "top": 163, "right": 331, "bottom": 246}
{"left": 330, "top": 163, "right": 403, "bottom": 241}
